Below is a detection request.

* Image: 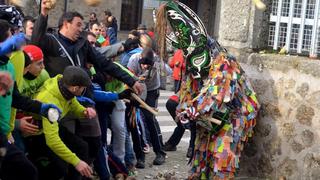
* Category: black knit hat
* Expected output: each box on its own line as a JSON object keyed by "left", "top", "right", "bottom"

{"left": 139, "top": 47, "right": 154, "bottom": 66}
{"left": 62, "top": 66, "right": 91, "bottom": 87}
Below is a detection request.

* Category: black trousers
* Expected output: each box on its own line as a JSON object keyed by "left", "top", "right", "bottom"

{"left": 141, "top": 89, "right": 165, "bottom": 155}
{"left": 165, "top": 98, "right": 196, "bottom": 149}
{"left": 126, "top": 105, "right": 145, "bottom": 161}
{"left": 174, "top": 80, "right": 181, "bottom": 94}
{"left": 0, "top": 142, "right": 38, "bottom": 180}
{"left": 25, "top": 125, "right": 89, "bottom": 180}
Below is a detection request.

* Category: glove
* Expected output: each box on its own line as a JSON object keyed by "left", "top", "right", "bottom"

{"left": 0, "top": 33, "right": 25, "bottom": 56}
{"left": 77, "top": 96, "right": 96, "bottom": 106}
{"left": 91, "top": 83, "right": 102, "bottom": 91}
{"left": 122, "top": 38, "right": 139, "bottom": 52}
{"left": 40, "top": 103, "right": 62, "bottom": 121}
{"left": 93, "top": 90, "right": 118, "bottom": 102}
{"left": 118, "top": 89, "right": 133, "bottom": 100}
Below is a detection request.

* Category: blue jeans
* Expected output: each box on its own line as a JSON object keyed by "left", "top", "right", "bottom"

{"left": 95, "top": 102, "right": 113, "bottom": 179}
{"left": 110, "top": 100, "right": 126, "bottom": 163}
{"left": 124, "top": 126, "right": 136, "bottom": 166}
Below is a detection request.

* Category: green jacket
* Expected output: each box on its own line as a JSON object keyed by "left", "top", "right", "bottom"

{"left": 16, "top": 69, "right": 50, "bottom": 129}
{"left": 10, "top": 51, "right": 24, "bottom": 89}
{"left": 0, "top": 61, "right": 15, "bottom": 135}
{"left": 20, "top": 69, "right": 50, "bottom": 98}
{"left": 105, "top": 62, "right": 135, "bottom": 93}
{"left": 34, "top": 75, "right": 86, "bottom": 166}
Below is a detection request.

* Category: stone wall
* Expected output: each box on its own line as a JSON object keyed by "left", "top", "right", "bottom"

{"left": 214, "top": 0, "right": 271, "bottom": 49}
{"left": 141, "top": 8, "right": 154, "bottom": 29}
{"left": 234, "top": 51, "right": 320, "bottom": 179}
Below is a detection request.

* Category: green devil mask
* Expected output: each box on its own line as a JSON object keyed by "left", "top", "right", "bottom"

{"left": 156, "top": 1, "right": 213, "bottom": 78}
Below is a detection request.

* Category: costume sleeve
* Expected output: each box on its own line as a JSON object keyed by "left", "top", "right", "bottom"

{"left": 86, "top": 42, "right": 136, "bottom": 87}
{"left": 42, "top": 117, "right": 81, "bottom": 166}
{"left": 11, "top": 83, "right": 42, "bottom": 114}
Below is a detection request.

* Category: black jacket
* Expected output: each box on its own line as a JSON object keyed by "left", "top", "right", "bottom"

{"left": 12, "top": 83, "right": 42, "bottom": 113}
{"left": 31, "top": 14, "right": 136, "bottom": 87}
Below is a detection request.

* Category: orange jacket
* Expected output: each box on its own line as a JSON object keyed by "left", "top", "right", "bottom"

{"left": 169, "top": 49, "right": 185, "bottom": 81}
{"left": 100, "top": 36, "right": 110, "bottom": 47}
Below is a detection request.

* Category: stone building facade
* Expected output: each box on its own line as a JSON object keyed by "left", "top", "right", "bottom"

{"left": 18, "top": 0, "right": 270, "bottom": 49}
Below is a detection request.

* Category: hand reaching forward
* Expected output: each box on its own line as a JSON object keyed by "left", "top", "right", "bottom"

{"left": 84, "top": 107, "right": 96, "bottom": 119}
{"left": 132, "top": 81, "right": 144, "bottom": 95}
{"left": 75, "top": 160, "right": 93, "bottom": 178}
{"left": 18, "top": 116, "right": 39, "bottom": 135}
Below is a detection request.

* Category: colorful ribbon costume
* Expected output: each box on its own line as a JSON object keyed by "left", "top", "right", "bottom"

{"left": 155, "top": 1, "right": 260, "bottom": 179}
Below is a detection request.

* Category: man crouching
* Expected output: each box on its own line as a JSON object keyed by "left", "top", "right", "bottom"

{"left": 25, "top": 66, "right": 96, "bottom": 180}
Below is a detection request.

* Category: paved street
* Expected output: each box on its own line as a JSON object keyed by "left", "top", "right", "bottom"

{"left": 130, "top": 89, "right": 260, "bottom": 180}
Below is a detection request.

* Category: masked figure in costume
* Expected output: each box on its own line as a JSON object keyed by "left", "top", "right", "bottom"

{"left": 155, "top": 1, "right": 260, "bottom": 179}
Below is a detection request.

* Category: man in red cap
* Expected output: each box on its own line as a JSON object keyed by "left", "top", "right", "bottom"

{"left": 13, "top": 45, "right": 50, "bottom": 151}
{"left": 22, "top": 45, "right": 49, "bottom": 83}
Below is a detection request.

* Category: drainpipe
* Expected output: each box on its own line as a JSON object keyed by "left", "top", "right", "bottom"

{"left": 64, "top": 0, "right": 68, "bottom": 13}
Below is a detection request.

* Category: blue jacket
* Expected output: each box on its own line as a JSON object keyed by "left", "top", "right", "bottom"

{"left": 120, "top": 48, "right": 142, "bottom": 67}
{"left": 107, "top": 27, "right": 117, "bottom": 45}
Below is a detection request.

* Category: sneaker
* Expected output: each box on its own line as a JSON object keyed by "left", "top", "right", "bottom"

{"left": 163, "top": 143, "right": 177, "bottom": 151}
{"left": 135, "top": 159, "right": 145, "bottom": 169}
{"left": 153, "top": 153, "right": 165, "bottom": 165}
{"left": 186, "top": 147, "right": 193, "bottom": 158}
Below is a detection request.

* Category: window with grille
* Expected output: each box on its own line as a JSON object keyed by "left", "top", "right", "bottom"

{"left": 272, "top": 0, "right": 279, "bottom": 15}
{"left": 281, "top": 0, "right": 291, "bottom": 16}
{"left": 290, "top": 24, "right": 300, "bottom": 50}
{"left": 268, "top": 0, "right": 320, "bottom": 56}
{"left": 305, "top": 0, "right": 316, "bottom": 19}
{"left": 293, "top": 0, "right": 302, "bottom": 17}
{"left": 268, "top": 23, "right": 276, "bottom": 46}
{"left": 302, "top": 25, "right": 313, "bottom": 50}
{"left": 279, "top": 23, "right": 288, "bottom": 47}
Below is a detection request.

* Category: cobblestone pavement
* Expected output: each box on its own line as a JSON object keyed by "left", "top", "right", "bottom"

{"left": 134, "top": 89, "right": 192, "bottom": 180}
{"left": 130, "top": 88, "right": 262, "bottom": 180}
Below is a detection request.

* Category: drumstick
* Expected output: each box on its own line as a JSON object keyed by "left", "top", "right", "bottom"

{"left": 131, "top": 93, "right": 158, "bottom": 116}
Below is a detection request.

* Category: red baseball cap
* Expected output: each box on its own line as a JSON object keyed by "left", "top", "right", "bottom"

{"left": 23, "top": 45, "right": 44, "bottom": 67}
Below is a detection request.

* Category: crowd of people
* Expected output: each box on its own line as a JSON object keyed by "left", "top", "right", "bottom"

{"left": 0, "top": 1, "right": 193, "bottom": 180}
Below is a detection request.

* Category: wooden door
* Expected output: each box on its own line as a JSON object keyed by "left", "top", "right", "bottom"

{"left": 120, "top": 0, "right": 143, "bottom": 30}
{"left": 179, "top": 0, "right": 198, "bottom": 13}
